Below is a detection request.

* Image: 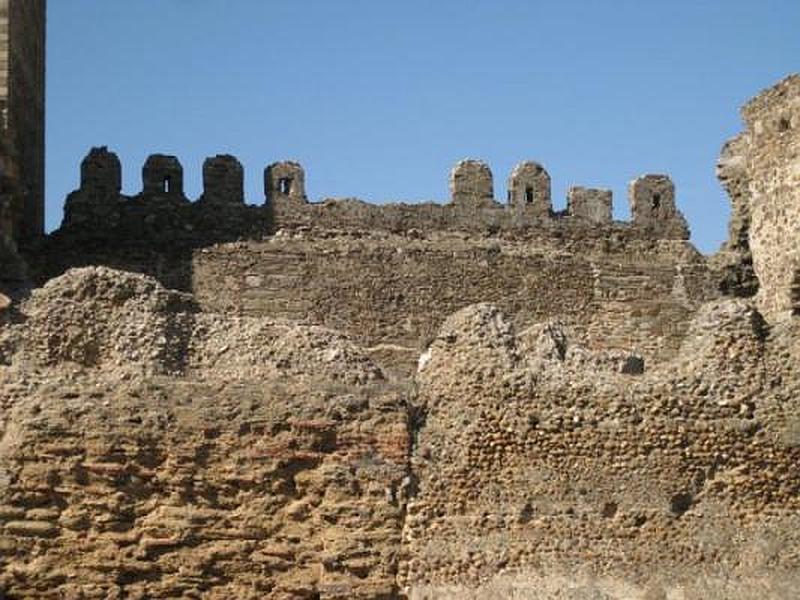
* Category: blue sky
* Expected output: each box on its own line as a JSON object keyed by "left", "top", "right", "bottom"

{"left": 47, "top": 1, "right": 799, "bottom": 252}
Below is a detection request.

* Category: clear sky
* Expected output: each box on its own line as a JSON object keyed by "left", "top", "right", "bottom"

{"left": 47, "top": 1, "right": 799, "bottom": 252}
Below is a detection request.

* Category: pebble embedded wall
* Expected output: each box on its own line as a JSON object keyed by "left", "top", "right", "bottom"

{"left": 714, "top": 133, "right": 759, "bottom": 297}
{"left": 450, "top": 159, "right": 495, "bottom": 207}
{"left": 59, "top": 148, "right": 691, "bottom": 244}
{"left": 567, "top": 186, "right": 612, "bottom": 224}
{"left": 507, "top": 160, "right": 551, "bottom": 214}
{"left": 734, "top": 74, "right": 800, "bottom": 321}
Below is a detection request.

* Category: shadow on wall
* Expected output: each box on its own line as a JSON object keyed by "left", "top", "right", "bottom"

{"left": 24, "top": 149, "right": 294, "bottom": 291}
{"left": 24, "top": 148, "right": 690, "bottom": 292}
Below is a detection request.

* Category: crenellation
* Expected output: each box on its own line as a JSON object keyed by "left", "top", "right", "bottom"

{"left": 507, "top": 160, "right": 551, "bottom": 214}
{"left": 200, "top": 154, "right": 244, "bottom": 205}
{"left": 80, "top": 146, "right": 121, "bottom": 198}
{"left": 56, "top": 151, "right": 697, "bottom": 242}
{"left": 62, "top": 147, "right": 121, "bottom": 228}
{"left": 265, "top": 160, "right": 306, "bottom": 204}
{"left": 4, "top": 30, "right": 800, "bottom": 596}
{"left": 629, "top": 174, "right": 689, "bottom": 239}
{"left": 142, "top": 154, "right": 185, "bottom": 198}
{"left": 450, "top": 159, "right": 495, "bottom": 207}
{"left": 567, "top": 186, "right": 612, "bottom": 224}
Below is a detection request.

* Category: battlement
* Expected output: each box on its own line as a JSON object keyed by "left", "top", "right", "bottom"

{"left": 60, "top": 148, "right": 690, "bottom": 241}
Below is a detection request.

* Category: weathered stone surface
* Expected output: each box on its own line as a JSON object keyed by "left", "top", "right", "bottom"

{"left": 3, "top": 61, "right": 800, "bottom": 600}
{"left": 200, "top": 154, "right": 244, "bottom": 205}
{"left": 507, "top": 160, "right": 551, "bottom": 214}
{"left": 190, "top": 232, "right": 715, "bottom": 370}
{"left": 0, "top": 267, "right": 407, "bottom": 598}
{"left": 142, "top": 154, "right": 186, "bottom": 198}
{"left": 265, "top": 160, "right": 307, "bottom": 204}
{"left": 721, "top": 74, "right": 800, "bottom": 322}
{"left": 450, "top": 159, "right": 495, "bottom": 207}
{"left": 0, "top": 0, "right": 46, "bottom": 242}
{"left": 63, "top": 147, "right": 123, "bottom": 228}
{"left": 406, "top": 301, "right": 800, "bottom": 598}
{"left": 567, "top": 186, "right": 612, "bottom": 224}
{"left": 80, "top": 146, "right": 122, "bottom": 197}
{"left": 629, "top": 174, "right": 690, "bottom": 239}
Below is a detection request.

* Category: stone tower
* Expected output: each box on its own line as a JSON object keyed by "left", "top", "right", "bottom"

{"left": 0, "top": 0, "right": 46, "bottom": 243}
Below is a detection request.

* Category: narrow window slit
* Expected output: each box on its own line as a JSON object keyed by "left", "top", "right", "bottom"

{"left": 651, "top": 193, "right": 661, "bottom": 210}
{"left": 525, "top": 186, "right": 534, "bottom": 204}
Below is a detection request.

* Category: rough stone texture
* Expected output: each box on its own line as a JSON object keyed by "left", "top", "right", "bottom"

{"left": 406, "top": 301, "right": 800, "bottom": 598}
{"left": 62, "top": 147, "right": 122, "bottom": 228}
{"left": 0, "top": 268, "right": 408, "bottom": 599}
{"left": 1, "top": 267, "right": 799, "bottom": 598}
{"left": 727, "top": 74, "right": 800, "bottom": 322}
{"left": 450, "top": 159, "right": 495, "bottom": 207}
{"left": 200, "top": 154, "right": 244, "bottom": 205}
{"left": 567, "top": 186, "right": 612, "bottom": 224}
{"left": 2, "top": 75, "right": 799, "bottom": 599}
{"left": 507, "top": 161, "right": 551, "bottom": 214}
{"left": 0, "top": 131, "right": 22, "bottom": 247}
{"left": 143, "top": 154, "right": 185, "bottom": 198}
{"left": 81, "top": 146, "right": 122, "bottom": 197}
{"left": 190, "top": 232, "right": 715, "bottom": 371}
{"left": 630, "top": 174, "right": 690, "bottom": 239}
{"left": 712, "top": 133, "right": 759, "bottom": 297}
{"left": 27, "top": 153, "right": 699, "bottom": 373}
{"left": 0, "top": 0, "right": 46, "bottom": 241}
{"left": 265, "top": 161, "right": 307, "bottom": 205}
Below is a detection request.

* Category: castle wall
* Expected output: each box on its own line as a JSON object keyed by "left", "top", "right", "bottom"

{"left": 0, "top": 0, "right": 45, "bottom": 241}
{"left": 508, "top": 161, "right": 551, "bottom": 215}
{"left": 567, "top": 187, "right": 612, "bottom": 224}
{"left": 29, "top": 150, "right": 710, "bottom": 371}
{"left": 734, "top": 75, "right": 800, "bottom": 321}
{"left": 191, "top": 234, "right": 716, "bottom": 370}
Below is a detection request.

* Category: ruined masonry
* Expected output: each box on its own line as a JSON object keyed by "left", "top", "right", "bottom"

{"left": 1, "top": 3, "right": 800, "bottom": 597}
{"left": 0, "top": 0, "right": 45, "bottom": 246}
{"left": 62, "top": 151, "right": 688, "bottom": 238}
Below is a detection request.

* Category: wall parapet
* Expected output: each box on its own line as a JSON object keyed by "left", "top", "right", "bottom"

{"left": 59, "top": 148, "right": 691, "bottom": 243}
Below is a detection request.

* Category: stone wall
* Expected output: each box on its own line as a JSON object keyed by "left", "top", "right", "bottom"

{"left": 59, "top": 149, "right": 691, "bottom": 241}
{"left": 3, "top": 75, "right": 800, "bottom": 600}
{"left": 722, "top": 75, "right": 800, "bottom": 322}
{"left": 192, "top": 233, "right": 715, "bottom": 372}
{"left": 403, "top": 300, "right": 800, "bottom": 598}
{"left": 0, "top": 0, "right": 45, "bottom": 241}
{"left": 25, "top": 149, "right": 708, "bottom": 372}
{"left": 713, "top": 132, "right": 759, "bottom": 298}
{"left": 2, "top": 268, "right": 800, "bottom": 598}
